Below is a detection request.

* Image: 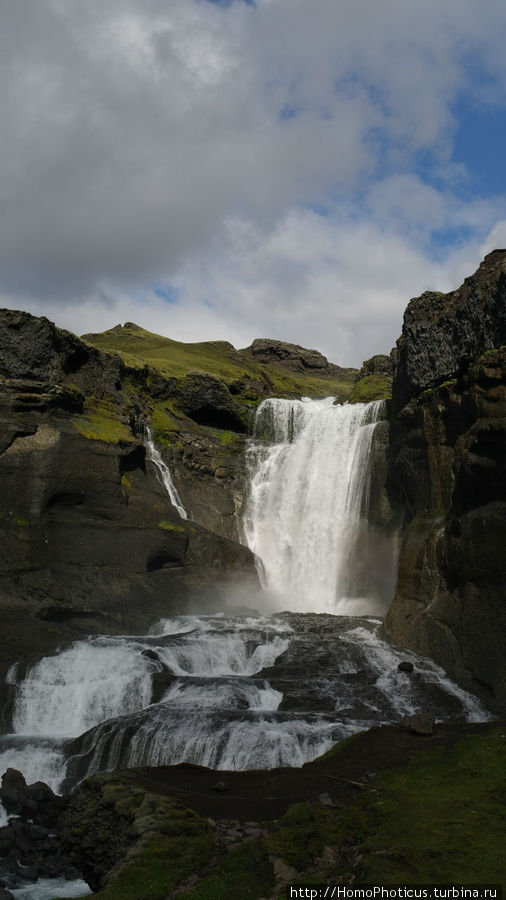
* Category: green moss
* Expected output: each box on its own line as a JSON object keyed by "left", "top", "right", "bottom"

{"left": 215, "top": 429, "right": 242, "bottom": 446}
{"left": 184, "top": 839, "right": 274, "bottom": 900}
{"left": 74, "top": 399, "right": 132, "bottom": 444}
{"left": 199, "top": 427, "right": 245, "bottom": 453}
{"left": 265, "top": 802, "right": 342, "bottom": 871}
{"left": 478, "top": 344, "right": 506, "bottom": 363}
{"left": 340, "top": 727, "right": 506, "bottom": 885}
{"left": 150, "top": 403, "right": 180, "bottom": 445}
{"left": 0, "top": 512, "right": 30, "bottom": 527}
{"left": 158, "top": 520, "right": 186, "bottom": 534}
{"left": 93, "top": 827, "right": 214, "bottom": 900}
{"left": 349, "top": 374, "right": 392, "bottom": 403}
{"left": 62, "top": 779, "right": 214, "bottom": 900}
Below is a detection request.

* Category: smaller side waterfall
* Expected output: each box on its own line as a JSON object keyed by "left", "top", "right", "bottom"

{"left": 242, "top": 398, "right": 386, "bottom": 613}
{"left": 145, "top": 426, "right": 187, "bottom": 519}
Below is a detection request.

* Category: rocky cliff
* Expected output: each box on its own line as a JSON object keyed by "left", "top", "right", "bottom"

{"left": 384, "top": 250, "right": 506, "bottom": 712}
{"left": 0, "top": 311, "right": 354, "bottom": 682}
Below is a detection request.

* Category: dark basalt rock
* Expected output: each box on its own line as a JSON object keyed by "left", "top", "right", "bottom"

{"left": 0, "top": 769, "right": 64, "bottom": 821}
{"left": 241, "top": 337, "right": 357, "bottom": 379}
{"left": 360, "top": 354, "right": 394, "bottom": 378}
{"left": 401, "top": 713, "right": 435, "bottom": 735}
{"left": 385, "top": 253, "right": 506, "bottom": 712}
{"left": 0, "top": 770, "right": 87, "bottom": 891}
{"left": 397, "top": 661, "right": 414, "bottom": 673}
{"left": 393, "top": 249, "right": 506, "bottom": 411}
{"left": 174, "top": 372, "right": 248, "bottom": 433}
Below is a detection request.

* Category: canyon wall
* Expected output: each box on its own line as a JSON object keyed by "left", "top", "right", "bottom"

{"left": 385, "top": 249, "right": 506, "bottom": 711}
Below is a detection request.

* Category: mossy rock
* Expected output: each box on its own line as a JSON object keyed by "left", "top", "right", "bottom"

{"left": 158, "top": 520, "right": 186, "bottom": 534}
{"left": 73, "top": 398, "right": 133, "bottom": 444}
{"left": 349, "top": 374, "right": 392, "bottom": 403}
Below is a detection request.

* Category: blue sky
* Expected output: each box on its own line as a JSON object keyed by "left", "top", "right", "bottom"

{"left": 1, "top": 0, "right": 506, "bottom": 365}
{"left": 453, "top": 103, "right": 506, "bottom": 197}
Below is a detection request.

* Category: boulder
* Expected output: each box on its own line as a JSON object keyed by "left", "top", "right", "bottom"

{"left": 397, "top": 661, "right": 414, "bottom": 673}
{"left": 401, "top": 714, "right": 435, "bottom": 735}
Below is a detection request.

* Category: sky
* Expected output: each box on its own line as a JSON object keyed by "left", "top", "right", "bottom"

{"left": 2, "top": 0, "right": 506, "bottom": 366}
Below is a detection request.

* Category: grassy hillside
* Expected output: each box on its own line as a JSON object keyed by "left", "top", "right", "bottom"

{"left": 83, "top": 324, "right": 357, "bottom": 401}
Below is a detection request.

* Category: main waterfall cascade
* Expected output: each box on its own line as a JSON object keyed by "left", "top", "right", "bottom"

{"left": 243, "top": 398, "right": 393, "bottom": 614}
{"left": 0, "top": 399, "right": 492, "bottom": 898}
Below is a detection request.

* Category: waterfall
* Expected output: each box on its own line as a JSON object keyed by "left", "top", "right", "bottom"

{"left": 145, "top": 426, "right": 187, "bottom": 519}
{"left": 1, "top": 614, "right": 490, "bottom": 793}
{"left": 242, "top": 398, "right": 385, "bottom": 613}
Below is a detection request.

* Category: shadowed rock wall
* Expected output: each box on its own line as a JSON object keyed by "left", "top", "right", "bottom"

{"left": 0, "top": 311, "right": 256, "bottom": 684}
{"left": 385, "top": 251, "right": 506, "bottom": 711}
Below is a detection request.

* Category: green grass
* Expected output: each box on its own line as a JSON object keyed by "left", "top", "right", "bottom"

{"left": 349, "top": 374, "right": 392, "bottom": 403}
{"left": 73, "top": 399, "right": 133, "bottom": 444}
{"left": 150, "top": 402, "right": 181, "bottom": 445}
{"left": 92, "top": 816, "right": 214, "bottom": 900}
{"left": 341, "top": 727, "right": 506, "bottom": 884}
{"left": 84, "top": 324, "right": 356, "bottom": 401}
{"left": 265, "top": 802, "right": 342, "bottom": 871}
{"left": 184, "top": 839, "right": 274, "bottom": 900}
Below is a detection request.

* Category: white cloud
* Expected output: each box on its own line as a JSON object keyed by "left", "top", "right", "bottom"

{"left": 2, "top": 0, "right": 506, "bottom": 363}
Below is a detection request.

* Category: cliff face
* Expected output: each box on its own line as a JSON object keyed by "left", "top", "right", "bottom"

{"left": 0, "top": 313, "right": 248, "bottom": 679}
{"left": 385, "top": 250, "right": 506, "bottom": 712}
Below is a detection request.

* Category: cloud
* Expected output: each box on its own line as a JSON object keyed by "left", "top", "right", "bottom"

{"left": 2, "top": 0, "right": 506, "bottom": 363}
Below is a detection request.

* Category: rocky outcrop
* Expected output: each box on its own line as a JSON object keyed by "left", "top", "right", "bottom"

{"left": 359, "top": 354, "right": 394, "bottom": 378}
{"left": 393, "top": 249, "right": 506, "bottom": 410}
{"left": 241, "top": 337, "right": 357, "bottom": 380}
{"left": 385, "top": 251, "right": 506, "bottom": 712}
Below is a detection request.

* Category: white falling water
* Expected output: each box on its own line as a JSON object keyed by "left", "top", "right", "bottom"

{"left": 12, "top": 638, "right": 156, "bottom": 737}
{"left": 1, "top": 613, "right": 490, "bottom": 791}
{"left": 161, "top": 680, "right": 283, "bottom": 711}
{"left": 156, "top": 631, "right": 289, "bottom": 677}
{"left": 242, "top": 398, "right": 384, "bottom": 612}
{"left": 145, "top": 426, "right": 187, "bottom": 519}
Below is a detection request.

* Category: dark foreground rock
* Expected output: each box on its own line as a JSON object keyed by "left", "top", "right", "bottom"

{"left": 0, "top": 769, "right": 79, "bottom": 889}
{"left": 386, "top": 250, "right": 506, "bottom": 712}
